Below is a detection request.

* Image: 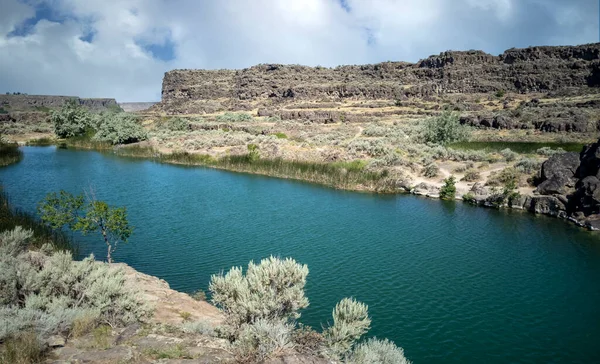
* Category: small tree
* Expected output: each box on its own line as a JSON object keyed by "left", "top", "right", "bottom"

{"left": 38, "top": 190, "right": 132, "bottom": 263}
{"left": 51, "top": 99, "right": 93, "bottom": 138}
{"left": 439, "top": 176, "right": 457, "bottom": 200}
{"left": 93, "top": 112, "right": 148, "bottom": 144}
{"left": 422, "top": 111, "right": 470, "bottom": 145}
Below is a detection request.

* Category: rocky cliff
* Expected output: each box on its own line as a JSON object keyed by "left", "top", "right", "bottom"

{"left": 0, "top": 94, "right": 119, "bottom": 111}
{"left": 155, "top": 43, "right": 600, "bottom": 114}
{"left": 532, "top": 138, "right": 600, "bottom": 229}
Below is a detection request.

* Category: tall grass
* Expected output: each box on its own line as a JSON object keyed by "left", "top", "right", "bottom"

{"left": 25, "top": 137, "right": 54, "bottom": 146}
{"left": 0, "top": 186, "right": 76, "bottom": 254}
{"left": 61, "top": 133, "right": 112, "bottom": 150}
{"left": 0, "top": 142, "right": 23, "bottom": 166}
{"left": 110, "top": 145, "right": 390, "bottom": 191}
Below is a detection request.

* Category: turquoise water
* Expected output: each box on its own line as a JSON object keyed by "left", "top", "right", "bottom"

{"left": 2, "top": 147, "right": 600, "bottom": 363}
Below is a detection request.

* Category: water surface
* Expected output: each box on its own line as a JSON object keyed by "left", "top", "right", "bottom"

{"left": 1, "top": 147, "right": 600, "bottom": 363}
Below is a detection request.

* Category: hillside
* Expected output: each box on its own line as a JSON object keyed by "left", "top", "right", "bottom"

{"left": 153, "top": 43, "right": 600, "bottom": 116}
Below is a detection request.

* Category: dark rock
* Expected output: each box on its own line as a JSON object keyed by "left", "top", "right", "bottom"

{"left": 540, "top": 152, "right": 580, "bottom": 181}
{"left": 154, "top": 43, "right": 600, "bottom": 114}
{"left": 493, "top": 115, "right": 512, "bottom": 129}
{"left": 525, "top": 196, "right": 567, "bottom": 216}
{"left": 536, "top": 176, "right": 574, "bottom": 195}
{"left": 579, "top": 141, "right": 600, "bottom": 177}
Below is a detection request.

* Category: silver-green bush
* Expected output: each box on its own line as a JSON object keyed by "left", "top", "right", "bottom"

{"left": 500, "top": 148, "right": 518, "bottom": 162}
{"left": 350, "top": 338, "right": 411, "bottom": 364}
{"left": 233, "top": 319, "right": 293, "bottom": 360}
{"left": 51, "top": 99, "right": 93, "bottom": 138}
{"left": 0, "top": 227, "right": 150, "bottom": 341}
{"left": 324, "top": 298, "right": 371, "bottom": 359}
{"left": 209, "top": 256, "right": 309, "bottom": 329}
{"left": 93, "top": 112, "right": 148, "bottom": 144}
{"left": 421, "top": 112, "right": 470, "bottom": 145}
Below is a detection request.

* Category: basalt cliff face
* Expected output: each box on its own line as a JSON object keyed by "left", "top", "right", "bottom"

{"left": 155, "top": 43, "right": 600, "bottom": 114}
{"left": 533, "top": 138, "right": 600, "bottom": 230}
{"left": 0, "top": 94, "right": 119, "bottom": 111}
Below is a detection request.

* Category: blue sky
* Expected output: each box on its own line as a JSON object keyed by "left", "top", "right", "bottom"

{"left": 0, "top": 0, "right": 597, "bottom": 102}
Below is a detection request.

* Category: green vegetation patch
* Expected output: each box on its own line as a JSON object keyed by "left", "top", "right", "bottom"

{"left": 0, "top": 142, "right": 23, "bottom": 166}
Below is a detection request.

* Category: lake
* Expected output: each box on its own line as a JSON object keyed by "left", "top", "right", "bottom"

{"left": 1, "top": 146, "right": 600, "bottom": 363}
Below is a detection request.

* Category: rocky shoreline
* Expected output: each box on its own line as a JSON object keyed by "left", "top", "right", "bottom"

{"left": 409, "top": 138, "right": 600, "bottom": 231}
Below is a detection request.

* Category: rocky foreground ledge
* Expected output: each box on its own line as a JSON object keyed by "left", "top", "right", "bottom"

{"left": 47, "top": 264, "right": 327, "bottom": 364}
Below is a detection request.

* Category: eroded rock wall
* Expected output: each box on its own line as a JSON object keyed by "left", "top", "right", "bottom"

{"left": 156, "top": 43, "right": 600, "bottom": 114}
{"left": 0, "top": 94, "right": 119, "bottom": 111}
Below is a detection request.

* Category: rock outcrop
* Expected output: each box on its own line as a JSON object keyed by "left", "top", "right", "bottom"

{"left": 532, "top": 139, "right": 600, "bottom": 229}
{"left": 0, "top": 94, "right": 119, "bottom": 111}
{"left": 154, "top": 43, "right": 600, "bottom": 114}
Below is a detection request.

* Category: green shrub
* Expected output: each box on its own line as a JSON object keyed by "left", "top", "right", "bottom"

{"left": 487, "top": 167, "right": 521, "bottom": 187}
{"left": 91, "top": 325, "right": 112, "bottom": 349}
{"left": 495, "top": 90, "right": 506, "bottom": 98}
{"left": 324, "top": 298, "right": 371, "bottom": 359}
{"left": 166, "top": 117, "right": 190, "bottom": 131}
{"left": 462, "top": 192, "right": 477, "bottom": 205}
{"left": 350, "top": 338, "right": 411, "bottom": 364}
{"left": 51, "top": 99, "right": 93, "bottom": 138}
{"left": 422, "top": 111, "right": 470, "bottom": 145}
{"left": 247, "top": 143, "right": 260, "bottom": 162}
{"left": 272, "top": 132, "right": 288, "bottom": 139}
{"left": 209, "top": 256, "right": 309, "bottom": 331}
{"left": 210, "top": 257, "right": 409, "bottom": 362}
{"left": 0, "top": 331, "right": 45, "bottom": 364}
{"left": 216, "top": 112, "right": 253, "bottom": 123}
{"left": 536, "top": 147, "right": 566, "bottom": 156}
{"left": 514, "top": 158, "right": 542, "bottom": 174}
{"left": 439, "top": 176, "right": 457, "bottom": 200}
{"left": 0, "top": 227, "right": 150, "bottom": 342}
{"left": 292, "top": 325, "right": 324, "bottom": 355}
{"left": 423, "top": 163, "right": 439, "bottom": 178}
{"left": 145, "top": 344, "right": 190, "bottom": 359}
{"left": 500, "top": 148, "right": 517, "bottom": 162}
{"left": 179, "top": 311, "right": 192, "bottom": 322}
{"left": 461, "top": 169, "right": 481, "bottom": 182}
{"left": 93, "top": 112, "right": 147, "bottom": 145}
{"left": 233, "top": 319, "right": 293, "bottom": 361}
{"left": 181, "top": 320, "right": 214, "bottom": 336}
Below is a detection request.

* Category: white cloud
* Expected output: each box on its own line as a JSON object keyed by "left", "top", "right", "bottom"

{"left": 0, "top": 0, "right": 597, "bottom": 102}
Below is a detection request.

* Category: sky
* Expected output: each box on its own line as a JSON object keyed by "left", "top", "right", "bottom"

{"left": 0, "top": 0, "right": 598, "bottom": 102}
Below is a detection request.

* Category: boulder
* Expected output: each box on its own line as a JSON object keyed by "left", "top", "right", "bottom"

{"left": 571, "top": 176, "right": 600, "bottom": 215}
{"left": 536, "top": 176, "right": 574, "bottom": 195}
{"left": 535, "top": 152, "right": 579, "bottom": 195}
{"left": 579, "top": 141, "right": 600, "bottom": 178}
{"left": 525, "top": 196, "right": 567, "bottom": 216}
{"left": 411, "top": 182, "right": 440, "bottom": 198}
{"left": 492, "top": 115, "right": 513, "bottom": 129}
{"left": 540, "top": 152, "right": 580, "bottom": 181}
